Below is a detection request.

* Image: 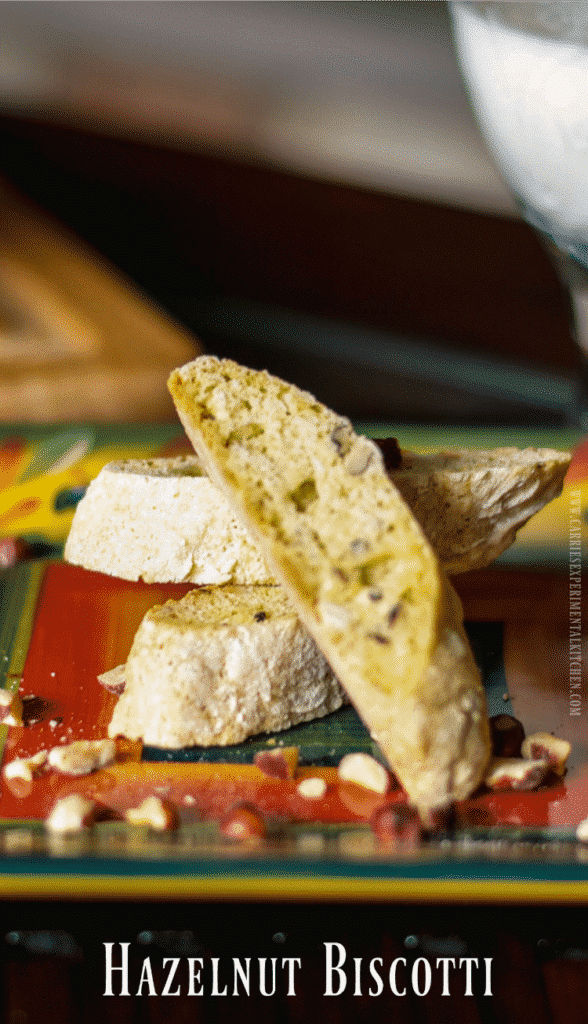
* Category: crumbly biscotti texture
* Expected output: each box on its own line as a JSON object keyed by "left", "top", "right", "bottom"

{"left": 64, "top": 446, "right": 570, "bottom": 584}
{"left": 168, "top": 356, "right": 490, "bottom": 819}
{"left": 393, "top": 447, "right": 570, "bottom": 574}
{"left": 64, "top": 455, "right": 272, "bottom": 584}
{"left": 107, "top": 585, "right": 345, "bottom": 747}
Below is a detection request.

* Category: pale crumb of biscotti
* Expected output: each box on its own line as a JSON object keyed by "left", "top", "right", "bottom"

{"left": 0, "top": 690, "right": 23, "bottom": 727}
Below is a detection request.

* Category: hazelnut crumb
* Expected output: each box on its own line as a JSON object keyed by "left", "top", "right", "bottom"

{"left": 48, "top": 738, "right": 116, "bottom": 776}
{"left": 296, "top": 777, "right": 327, "bottom": 800}
{"left": 338, "top": 753, "right": 391, "bottom": 794}
{"left": 45, "top": 794, "right": 97, "bottom": 833}
{"left": 125, "top": 796, "right": 177, "bottom": 831}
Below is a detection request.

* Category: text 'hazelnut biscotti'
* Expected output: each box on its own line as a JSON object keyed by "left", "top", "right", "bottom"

{"left": 168, "top": 356, "right": 491, "bottom": 821}
{"left": 64, "top": 446, "right": 570, "bottom": 583}
{"left": 107, "top": 585, "right": 345, "bottom": 747}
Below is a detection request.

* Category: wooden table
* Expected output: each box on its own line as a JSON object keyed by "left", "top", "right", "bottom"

{"left": 0, "top": 175, "right": 199, "bottom": 422}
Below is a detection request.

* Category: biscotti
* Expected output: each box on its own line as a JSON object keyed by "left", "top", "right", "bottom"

{"left": 393, "top": 447, "right": 570, "bottom": 574}
{"left": 64, "top": 455, "right": 272, "bottom": 585}
{"left": 64, "top": 446, "right": 570, "bottom": 583}
{"left": 107, "top": 585, "right": 345, "bottom": 747}
{"left": 168, "top": 356, "right": 491, "bottom": 820}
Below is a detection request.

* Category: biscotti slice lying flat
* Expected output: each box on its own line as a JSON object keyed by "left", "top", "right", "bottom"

{"left": 168, "top": 356, "right": 490, "bottom": 820}
{"left": 64, "top": 455, "right": 272, "bottom": 585}
{"left": 107, "top": 585, "right": 345, "bottom": 747}
{"left": 393, "top": 447, "right": 570, "bottom": 574}
{"left": 64, "top": 446, "right": 570, "bottom": 583}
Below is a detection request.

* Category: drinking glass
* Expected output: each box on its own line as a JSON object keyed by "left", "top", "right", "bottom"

{"left": 449, "top": 2, "right": 588, "bottom": 425}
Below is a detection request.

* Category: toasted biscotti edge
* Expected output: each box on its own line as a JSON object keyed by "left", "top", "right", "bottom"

{"left": 168, "top": 356, "right": 491, "bottom": 820}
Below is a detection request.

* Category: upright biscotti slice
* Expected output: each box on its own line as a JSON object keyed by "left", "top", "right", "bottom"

{"left": 168, "top": 356, "right": 490, "bottom": 820}
{"left": 64, "top": 446, "right": 570, "bottom": 582}
{"left": 107, "top": 585, "right": 345, "bottom": 747}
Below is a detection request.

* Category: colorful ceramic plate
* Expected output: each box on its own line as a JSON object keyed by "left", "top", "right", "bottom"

{"left": 0, "top": 424, "right": 586, "bottom": 902}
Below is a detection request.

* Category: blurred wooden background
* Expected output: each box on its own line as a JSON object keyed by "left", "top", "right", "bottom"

{"left": 0, "top": 113, "right": 579, "bottom": 425}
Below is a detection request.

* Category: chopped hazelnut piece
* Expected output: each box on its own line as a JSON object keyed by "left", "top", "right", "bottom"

{"left": 4, "top": 750, "right": 47, "bottom": 783}
{"left": 345, "top": 440, "right": 373, "bottom": 476}
{"left": 97, "top": 665, "right": 126, "bottom": 695}
{"left": 521, "top": 732, "right": 571, "bottom": 776}
{"left": 0, "top": 537, "right": 31, "bottom": 569}
{"left": 371, "top": 804, "right": 422, "bottom": 845}
{"left": 45, "top": 794, "right": 97, "bottom": 833}
{"left": 296, "top": 777, "right": 327, "bottom": 800}
{"left": 254, "top": 746, "right": 299, "bottom": 780}
{"left": 374, "top": 437, "right": 402, "bottom": 471}
{"left": 489, "top": 714, "right": 525, "bottom": 758}
{"left": 338, "top": 753, "right": 391, "bottom": 794}
{"left": 484, "top": 756, "right": 549, "bottom": 792}
{"left": 220, "top": 803, "right": 265, "bottom": 842}
{"left": 0, "top": 690, "right": 23, "bottom": 728}
{"left": 125, "top": 796, "right": 177, "bottom": 831}
{"left": 48, "top": 738, "right": 116, "bottom": 776}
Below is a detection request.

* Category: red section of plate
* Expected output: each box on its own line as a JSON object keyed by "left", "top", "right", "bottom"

{"left": 0, "top": 562, "right": 586, "bottom": 833}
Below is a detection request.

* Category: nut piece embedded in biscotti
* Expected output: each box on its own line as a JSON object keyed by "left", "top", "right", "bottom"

{"left": 484, "top": 756, "right": 549, "bottom": 792}
{"left": 489, "top": 714, "right": 525, "bottom": 758}
{"left": 108, "top": 585, "right": 346, "bottom": 748}
{"left": 168, "top": 356, "right": 490, "bottom": 823}
{"left": 125, "top": 796, "right": 178, "bottom": 830}
{"left": 45, "top": 794, "right": 98, "bottom": 833}
{"left": 0, "top": 690, "right": 23, "bottom": 727}
{"left": 521, "top": 732, "right": 571, "bottom": 776}
{"left": 254, "top": 746, "right": 299, "bottom": 780}
{"left": 338, "top": 753, "right": 392, "bottom": 794}
{"left": 4, "top": 749, "right": 47, "bottom": 783}
{"left": 48, "top": 738, "right": 116, "bottom": 776}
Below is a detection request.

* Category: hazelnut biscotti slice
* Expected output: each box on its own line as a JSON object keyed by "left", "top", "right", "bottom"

{"left": 393, "top": 447, "right": 570, "bottom": 574}
{"left": 106, "top": 585, "right": 345, "bottom": 747}
{"left": 168, "top": 356, "right": 491, "bottom": 821}
{"left": 64, "top": 447, "right": 569, "bottom": 583}
{"left": 64, "top": 455, "right": 271, "bottom": 585}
